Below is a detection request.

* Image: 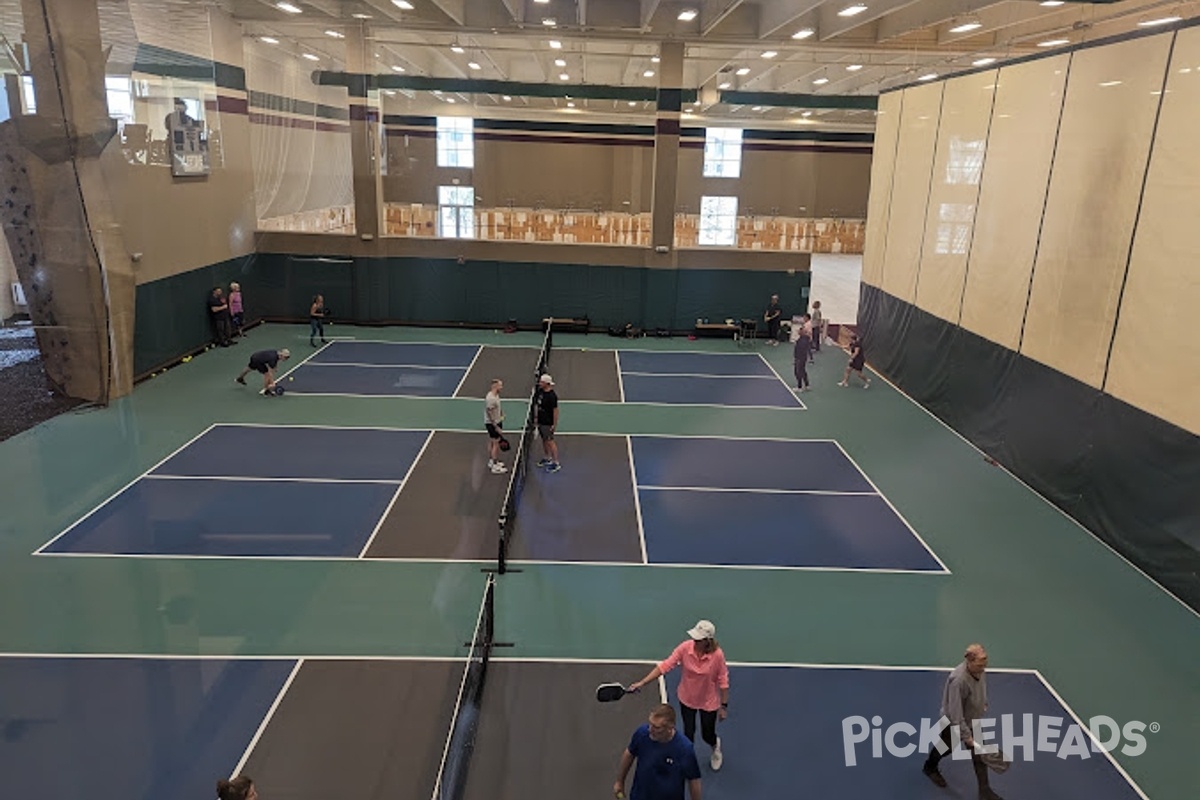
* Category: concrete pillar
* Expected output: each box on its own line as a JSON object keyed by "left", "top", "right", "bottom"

{"left": 344, "top": 25, "right": 382, "bottom": 240}
{"left": 649, "top": 41, "right": 684, "bottom": 252}
{"left": 0, "top": 0, "right": 134, "bottom": 402}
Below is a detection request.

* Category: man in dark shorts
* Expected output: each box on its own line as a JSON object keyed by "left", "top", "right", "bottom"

{"left": 236, "top": 348, "right": 290, "bottom": 394}
{"left": 534, "top": 373, "right": 561, "bottom": 473}
{"left": 485, "top": 378, "right": 507, "bottom": 474}
{"left": 838, "top": 334, "right": 870, "bottom": 388}
{"left": 763, "top": 294, "right": 782, "bottom": 345}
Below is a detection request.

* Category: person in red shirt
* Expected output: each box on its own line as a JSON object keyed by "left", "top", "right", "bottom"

{"left": 628, "top": 620, "right": 730, "bottom": 771}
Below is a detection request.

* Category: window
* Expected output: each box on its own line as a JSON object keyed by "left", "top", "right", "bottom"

{"left": 438, "top": 185, "right": 475, "bottom": 239}
{"left": 20, "top": 75, "right": 35, "bottom": 114}
{"left": 698, "top": 195, "right": 738, "bottom": 246}
{"left": 436, "top": 117, "right": 474, "bottom": 168}
{"left": 703, "top": 128, "right": 743, "bottom": 178}
{"left": 105, "top": 76, "right": 134, "bottom": 123}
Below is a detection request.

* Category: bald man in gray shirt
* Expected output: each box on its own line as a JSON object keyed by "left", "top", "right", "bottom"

{"left": 923, "top": 643, "right": 1003, "bottom": 799}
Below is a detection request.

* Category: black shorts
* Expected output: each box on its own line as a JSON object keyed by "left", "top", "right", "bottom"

{"left": 850, "top": 357, "right": 865, "bottom": 371}
{"left": 248, "top": 358, "right": 271, "bottom": 374}
{"left": 486, "top": 423, "right": 503, "bottom": 439}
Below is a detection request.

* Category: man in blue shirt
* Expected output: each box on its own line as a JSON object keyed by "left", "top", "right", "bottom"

{"left": 614, "top": 704, "right": 702, "bottom": 800}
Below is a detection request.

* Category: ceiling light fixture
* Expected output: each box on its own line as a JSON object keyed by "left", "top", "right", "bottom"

{"left": 736, "top": 67, "right": 750, "bottom": 75}
{"left": 678, "top": 9, "right": 698, "bottom": 21}
{"left": 260, "top": 36, "right": 279, "bottom": 44}
{"left": 813, "top": 76, "right": 829, "bottom": 85}
{"left": 948, "top": 18, "right": 982, "bottom": 34}
{"left": 451, "top": 44, "right": 465, "bottom": 53}
{"left": 324, "top": 29, "right": 344, "bottom": 38}
{"left": 503, "top": 95, "right": 512, "bottom": 101}
{"left": 352, "top": 13, "right": 372, "bottom": 19}
{"left": 752, "top": 105, "right": 764, "bottom": 111}
{"left": 651, "top": 56, "right": 660, "bottom": 63}
{"left": 838, "top": 4, "right": 868, "bottom": 17}
{"left": 275, "top": 2, "right": 302, "bottom": 13}
{"left": 391, "top": 65, "right": 406, "bottom": 72}
{"left": 972, "top": 57, "right": 996, "bottom": 66}
{"left": 446, "top": 98, "right": 455, "bottom": 103}
{"left": 535, "top": 0, "right": 550, "bottom": 3}
{"left": 554, "top": 58, "right": 566, "bottom": 67}
{"left": 792, "top": 28, "right": 815, "bottom": 40}
{"left": 468, "top": 62, "right": 481, "bottom": 70}
{"left": 718, "top": 81, "right": 731, "bottom": 89}
{"left": 549, "top": 40, "right": 562, "bottom": 49}
{"left": 1138, "top": 15, "right": 1182, "bottom": 26}
{"left": 1039, "top": 1, "right": 1065, "bottom": 6}
{"left": 918, "top": 73, "right": 938, "bottom": 81}
{"left": 567, "top": 101, "right": 575, "bottom": 107}
{"left": 846, "top": 64, "right": 863, "bottom": 71}
{"left": 1099, "top": 80, "right": 1122, "bottom": 86}
{"left": 643, "top": 70, "right": 655, "bottom": 77}
{"left": 392, "top": 0, "right": 414, "bottom": 8}
{"left": 542, "top": 17, "right": 557, "bottom": 26}
{"left": 559, "top": 72, "right": 570, "bottom": 80}
{"left": 761, "top": 51, "right": 778, "bottom": 59}
{"left": 1038, "top": 38, "right": 1070, "bottom": 47}
{"left": 301, "top": 53, "right": 320, "bottom": 61}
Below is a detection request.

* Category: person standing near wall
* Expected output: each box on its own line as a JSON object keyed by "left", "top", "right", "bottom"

{"left": 229, "top": 282, "right": 245, "bottom": 338}
{"left": 763, "top": 294, "right": 782, "bottom": 346}
{"left": 309, "top": 294, "right": 328, "bottom": 347}
{"left": 208, "top": 287, "right": 233, "bottom": 347}
{"left": 810, "top": 301, "right": 824, "bottom": 354}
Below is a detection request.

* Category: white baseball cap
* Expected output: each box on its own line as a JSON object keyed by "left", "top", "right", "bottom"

{"left": 539, "top": 374, "right": 554, "bottom": 385}
{"left": 688, "top": 620, "right": 716, "bottom": 640}
{"left": 279, "top": 348, "right": 291, "bottom": 358}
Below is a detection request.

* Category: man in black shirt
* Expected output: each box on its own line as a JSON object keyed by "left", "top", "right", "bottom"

{"left": 209, "top": 287, "right": 234, "bottom": 346}
{"left": 763, "top": 294, "right": 782, "bottom": 346}
{"left": 534, "top": 374, "right": 561, "bottom": 473}
{"left": 236, "top": 348, "right": 291, "bottom": 394}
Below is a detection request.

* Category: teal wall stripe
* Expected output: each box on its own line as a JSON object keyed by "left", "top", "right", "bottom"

{"left": 719, "top": 90, "right": 877, "bottom": 111}
{"left": 132, "top": 43, "right": 247, "bottom": 92}
{"left": 657, "top": 88, "right": 683, "bottom": 113}
{"left": 248, "top": 90, "right": 348, "bottom": 121}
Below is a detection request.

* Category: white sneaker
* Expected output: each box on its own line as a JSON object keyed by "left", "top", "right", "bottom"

{"left": 710, "top": 738, "right": 723, "bottom": 771}
{"left": 490, "top": 462, "right": 508, "bottom": 474}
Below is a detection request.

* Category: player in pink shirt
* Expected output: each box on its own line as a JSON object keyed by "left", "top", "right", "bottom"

{"left": 629, "top": 619, "right": 730, "bottom": 771}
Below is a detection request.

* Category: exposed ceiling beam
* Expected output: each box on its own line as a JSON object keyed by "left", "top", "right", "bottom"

{"left": 425, "top": 0, "right": 466, "bottom": 25}
{"left": 701, "top": 0, "right": 747, "bottom": 35}
{"left": 500, "top": 0, "right": 524, "bottom": 24}
{"left": 875, "top": 0, "right": 1017, "bottom": 43}
{"left": 756, "top": 0, "right": 824, "bottom": 39}
{"left": 817, "top": 0, "right": 923, "bottom": 42}
{"left": 640, "top": 0, "right": 662, "bottom": 28}
{"left": 356, "top": 0, "right": 412, "bottom": 24}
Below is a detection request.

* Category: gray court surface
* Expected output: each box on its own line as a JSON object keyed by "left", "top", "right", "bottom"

{"left": 454, "top": 345, "right": 542, "bottom": 400}
{"left": 241, "top": 660, "right": 461, "bottom": 800}
{"left": 463, "top": 661, "right": 659, "bottom": 800}
{"left": 365, "top": 431, "right": 510, "bottom": 560}
{"left": 541, "top": 348, "right": 623, "bottom": 402}
{"left": 510, "top": 434, "right": 642, "bottom": 563}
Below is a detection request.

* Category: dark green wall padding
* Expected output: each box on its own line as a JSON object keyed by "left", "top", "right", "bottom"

{"left": 134, "top": 254, "right": 810, "bottom": 377}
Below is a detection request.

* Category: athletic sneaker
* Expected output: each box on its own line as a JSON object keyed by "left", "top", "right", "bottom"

{"left": 837, "top": 381, "right": 848, "bottom": 387}
{"left": 546, "top": 462, "right": 561, "bottom": 473}
{"left": 863, "top": 380, "right": 871, "bottom": 389}
{"left": 235, "top": 376, "right": 246, "bottom": 385}
{"left": 490, "top": 462, "right": 508, "bottom": 474}
{"left": 710, "top": 738, "right": 723, "bottom": 771}
{"left": 537, "top": 458, "right": 551, "bottom": 467}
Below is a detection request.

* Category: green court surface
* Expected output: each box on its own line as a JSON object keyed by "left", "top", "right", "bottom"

{"left": 1, "top": 324, "right": 1196, "bottom": 799}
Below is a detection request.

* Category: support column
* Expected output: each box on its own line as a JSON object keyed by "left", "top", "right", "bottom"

{"left": 649, "top": 41, "right": 684, "bottom": 253}
{"left": 345, "top": 25, "right": 382, "bottom": 240}
{"left": 0, "top": 0, "right": 133, "bottom": 402}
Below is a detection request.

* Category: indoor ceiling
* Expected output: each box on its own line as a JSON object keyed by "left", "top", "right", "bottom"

{"left": 225, "top": 0, "right": 1200, "bottom": 95}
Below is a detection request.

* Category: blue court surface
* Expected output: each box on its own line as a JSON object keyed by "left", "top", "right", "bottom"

{"left": 665, "top": 665, "right": 1145, "bottom": 800}
{"left": 617, "top": 351, "right": 802, "bottom": 409}
{"left": 37, "top": 425, "right": 430, "bottom": 558}
{"left": 0, "top": 656, "right": 293, "bottom": 800}
{"left": 631, "top": 437, "right": 944, "bottom": 572}
{"left": 285, "top": 341, "right": 478, "bottom": 397}
{"left": 0, "top": 656, "right": 1144, "bottom": 800}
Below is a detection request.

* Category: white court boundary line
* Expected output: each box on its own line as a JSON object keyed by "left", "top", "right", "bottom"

{"left": 275, "top": 341, "right": 333, "bottom": 381}
{"left": 145, "top": 475, "right": 405, "bottom": 485}
{"left": 614, "top": 351, "right": 626, "bottom": 403}
{"left": 300, "top": 362, "right": 469, "bottom": 371}
{"left": 230, "top": 659, "right": 304, "bottom": 778}
{"left": 626, "top": 435, "right": 648, "bottom": 564}
{"left": 0, "top": 649, "right": 1150, "bottom": 797}
{"left": 868, "top": 369, "right": 1199, "bottom": 621}
{"left": 451, "top": 345, "right": 484, "bottom": 398}
{"left": 34, "top": 551, "right": 947, "bottom": 575}
{"left": 358, "top": 431, "right": 435, "bottom": 558}
{"left": 638, "top": 485, "right": 876, "bottom": 497}
{"left": 620, "top": 370, "right": 782, "bottom": 380}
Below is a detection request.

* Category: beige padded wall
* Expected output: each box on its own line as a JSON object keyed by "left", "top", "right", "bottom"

{"left": 880, "top": 83, "right": 943, "bottom": 302}
{"left": 861, "top": 91, "right": 902, "bottom": 288}
{"left": 913, "top": 71, "right": 995, "bottom": 322}
{"left": 1106, "top": 28, "right": 1200, "bottom": 435}
{"left": 1021, "top": 35, "right": 1171, "bottom": 387}
{"left": 959, "top": 56, "right": 1068, "bottom": 350}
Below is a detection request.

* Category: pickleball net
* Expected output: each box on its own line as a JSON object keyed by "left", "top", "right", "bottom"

{"left": 431, "top": 572, "right": 496, "bottom": 800}
{"left": 497, "top": 321, "right": 553, "bottom": 573}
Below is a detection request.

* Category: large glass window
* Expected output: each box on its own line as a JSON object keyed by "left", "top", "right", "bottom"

{"left": 105, "top": 76, "right": 134, "bottom": 123}
{"left": 699, "top": 195, "right": 738, "bottom": 246}
{"left": 20, "top": 75, "right": 36, "bottom": 114}
{"left": 703, "top": 127, "right": 743, "bottom": 178}
{"left": 438, "top": 185, "right": 475, "bottom": 238}
{"left": 436, "top": 117, "right": 474, "bottom": 168}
